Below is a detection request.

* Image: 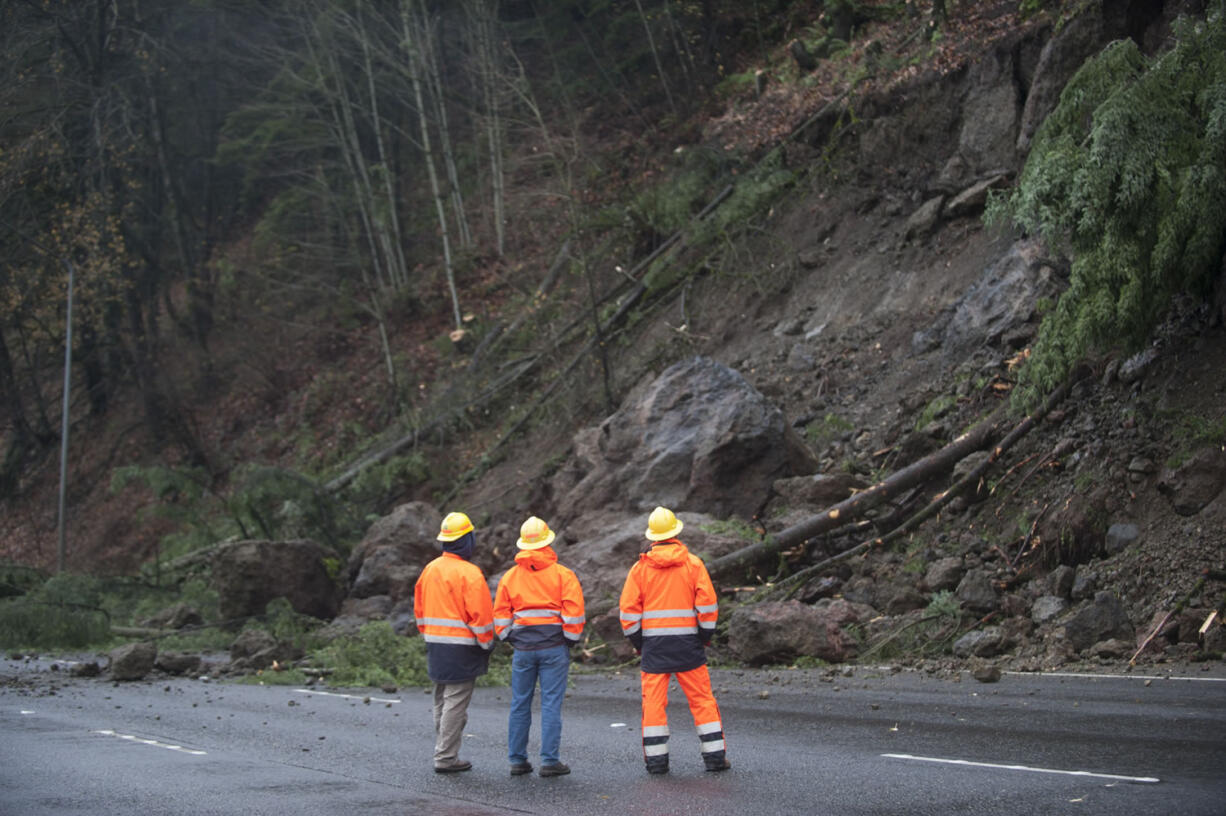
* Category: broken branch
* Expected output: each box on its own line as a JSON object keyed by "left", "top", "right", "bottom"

{"left": 751, "top": 368, "right": 1089, "bottom": 599}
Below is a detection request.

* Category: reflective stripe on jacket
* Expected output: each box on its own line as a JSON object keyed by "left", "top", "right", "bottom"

{"left": 414, "top": 551, "right": 495, "bottom": 684}
{"left": 493, "top": 546, "right": 585, "bottom": 650}
{"left": 618, "top": 539, "right": 718, "bottom": 674}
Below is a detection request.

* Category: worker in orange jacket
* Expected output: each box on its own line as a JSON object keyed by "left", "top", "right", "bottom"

{"left": 493, "top": 516, "right": 585, "bottom": 777}
{"left": 619, "top": 506, "right": 730, "bottom": 775}
{"left": 414, "top": 511, "right": 495, "bottom": 773}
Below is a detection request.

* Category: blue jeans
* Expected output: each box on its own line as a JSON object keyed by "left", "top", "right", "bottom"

{"left": 508, "top": 644, "right": 570, "bottom": 765}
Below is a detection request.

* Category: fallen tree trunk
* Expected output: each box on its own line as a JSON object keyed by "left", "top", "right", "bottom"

{"left": 762, "top": 366, "right": 1090, "bottom": 599}
{"left": 111, "top": 625, "right": 175, "bottom": 638}
{"left": 707, "top": 404, "right": 1006, "bottom": 581}
{"left": 325, "top": 187, "right": 735, "bottom": 496}
{"left": 438, "top": 187, "right": 736, "bottom": 506}
{"left": 1131, "top": 573, "right": 1206, "bottom": 665}
{"left": 465, "top": 238, "right": 572, "bottom": 371}
{"left": 438, "top": 255, "right": 663, "bottom": 506}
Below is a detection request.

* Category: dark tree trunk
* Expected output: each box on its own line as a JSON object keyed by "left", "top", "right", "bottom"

{"left": 77, "top": 325, "right": 109, "bottom": 417}
{"left": 707, "top": 408, "right": 1005, "bottom": 581}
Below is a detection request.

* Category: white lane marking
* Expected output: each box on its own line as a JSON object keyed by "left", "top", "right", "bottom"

{"left": 293, "top": 688, "right": 401, "bottom": 704}
{"left": 94, "top": 730, "right": 207, "bottom": 756}
{"left": 882, "top": 753, "right": 1159, "bottom": 783}
{"left": 1003, "top": 671, "right": 1225, "bottom": 683}
{"left": 610, "top": 722, "right": 627, "bottom": 728}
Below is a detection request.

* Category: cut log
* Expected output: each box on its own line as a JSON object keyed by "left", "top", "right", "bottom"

{"left": 758, "top": 367, "right": 1090, "bottom": 598}
{"left": 709, "top": 366, "right": 1090, "bottom": 584}
{"left": 111, "top": 626, "right": 174, "bottom": 638}
{"left": 707, "top": 405, "right": 1005, "bottom": 581}
{"left": 325, "top": 187, "right": 734, "bottom": 496}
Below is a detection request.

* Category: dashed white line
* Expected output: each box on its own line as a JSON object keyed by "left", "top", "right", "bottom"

{"left": 882, "top": 753, "right": 1159, "bottom": 783}
{"left": 293, "top": 688, "right": 402, "bottom": 704}
{"left": 1003, "top": 671, "right": 1226, "bottom": 683}
{"left": 93, "top": 730, "right": 207, "bottom": 756}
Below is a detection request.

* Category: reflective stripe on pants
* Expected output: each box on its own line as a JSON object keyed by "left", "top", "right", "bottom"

{"left": 640, "top": 665, "right": 726, "bottom": 763}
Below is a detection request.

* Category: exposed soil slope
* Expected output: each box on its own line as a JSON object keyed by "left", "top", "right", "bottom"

{"left": 3, "top": 2, "right": 1222, "bottom": 673}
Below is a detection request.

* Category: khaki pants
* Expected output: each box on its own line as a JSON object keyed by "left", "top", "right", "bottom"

{"left": 432, "top": 681, "right": 475, "bottom": 765}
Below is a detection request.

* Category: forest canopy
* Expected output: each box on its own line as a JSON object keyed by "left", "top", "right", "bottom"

{"left": 0, "top": 0, "right": 786, "bottom": 496}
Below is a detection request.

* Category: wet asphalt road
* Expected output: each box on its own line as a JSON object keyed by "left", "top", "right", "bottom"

{"left": 2, "top": 657, "right": 1225, "bottom": 815}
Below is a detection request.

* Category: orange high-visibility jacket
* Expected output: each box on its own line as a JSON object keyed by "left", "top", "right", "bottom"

{"left": 414, "top": 552, "right": 495, "bottom": 683}
{"left": 493, "top": 546, "right": 585, "bottom": 650}
{"left": 619, "top": 539, "right": 718, "bottom": 674}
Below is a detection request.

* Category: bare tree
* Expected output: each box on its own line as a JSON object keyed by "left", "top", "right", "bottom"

{"left": 632, "top": 0, "right": 677, "bottom": 116}
{"left": 462, "top": 0, "right": 507, "bottom": 256}
{"left": 400, "top": 0, "right": 463, "bottom": 331}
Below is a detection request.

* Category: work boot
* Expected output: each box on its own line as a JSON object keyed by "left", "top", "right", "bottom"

{"left": 433, "top": 759, "right": 472, "bottom": 774}
{"left": 645, "top": 758, "right": 669, "bottom": 775}
{"left": 509, "top": 762, "right": 533, "bottom": 776}
{"left": 539, "top": 762, "right": 571, "bottom": 777}
{"left": 704, "top": 756, "right": 732, "bottom": 772}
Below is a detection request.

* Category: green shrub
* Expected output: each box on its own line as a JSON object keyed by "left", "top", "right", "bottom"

{"left": 804, "top": 412, "right": 854, "bottom": 448}
{"left": 699, "top": 518, "right": 761, "bottom": 542}
{"left": 303, "top": 621, "right": 513, "bottom": 689}
{"left": 345, "top": 453, "right": 429, "bottom": 509}
{"left": 309, "top": 621, "right": 431, "bottom": 688}
{"left": 914, "top": 394, "right": 956, "bottom": 430}
{"left": 988, "top": 14, "right": 1226, "bottom": 407}
{"left": 0, "top": 597, "right": 111, "bottom": 649}
{"left": 0, "top": 563, "right": 47, "bottom": 598}
{"left": 925, "top": 589, "right": 960, "bottom": 619}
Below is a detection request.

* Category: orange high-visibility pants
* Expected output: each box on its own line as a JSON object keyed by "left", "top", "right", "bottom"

{"left": 640, "top": 665, "right": 726, "bottom": 765}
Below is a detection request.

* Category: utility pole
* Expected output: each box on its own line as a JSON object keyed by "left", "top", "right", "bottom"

{"left": 57, "top": 258, "right": 76, "bottom": 574}
{"left": 0, "top": 219, "right": 75, "bottom": 572}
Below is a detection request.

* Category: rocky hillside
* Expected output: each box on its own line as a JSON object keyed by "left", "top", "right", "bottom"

{"left": 4, "top": 1, "right": 1224, "bottom": 677}
{"left": 328, "top": 0, "right": 1226, "bottom": 676}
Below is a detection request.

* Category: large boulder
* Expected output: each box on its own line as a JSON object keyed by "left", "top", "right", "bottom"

{"left": 139, "top": 602, "right": 203, "bottom": 630}
{"left": 933, "top": 239, "right": 1060, "bottom": 358}
{"left": 923, "top": 557, "right": 965, "bottom": 593}
{"left": 726, "top": 600, "right": 858, "bottom": 665}
{"left": 212, "top": 539, "right": 342, "bottom": 622}
{"left": 1032, "top": 595, "right": 1069, "bottom": 625}
{"left": 587, "top": 611, "right": 638, "bottom": 664}
{"left": 561, "top": 510, "right": 751, "bottom": 608}
{"left": 1158, "top": 446, "right": 1226, "bottom": 517}
{"left": 155, "top": 652, "right": 202, "bottom": 676}
{"left": 346, "top": 502, "right": 443, "bottom": 602}
{"left": 953, "top": 627, "right": 1005, "bottom": 658}
{"left": 1063, "top": 591, "right": 1134, "bottom": 653}
{"left": 228, "top": 628, "right": 301, "bottom": 672}
{"left": 950, "top": 43, "right": 1020, "bottom": 182}
{"left": 1038, "top": 491, "right": 1108, "bottom": 566}
{"left": 772, "top": 472, "right": 868, "bottom": 511}
{"left": 316, "top": 596, "right": 397, "bottom": 642}
{"left": 955, "top": 569, "right": 999, "bottom": 613}
{"left": 108, "top": 641, "right": 157, "bottom": 681}
{"left": 552, "top": 357, "right": 817, "bottom": 522}
{"left": 1017, "top": 5, "right": 1121, "bottom": 154}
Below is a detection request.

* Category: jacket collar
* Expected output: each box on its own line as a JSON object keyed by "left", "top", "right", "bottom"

{"left": 515, "top": 546, "right": 558, "bottom": 571}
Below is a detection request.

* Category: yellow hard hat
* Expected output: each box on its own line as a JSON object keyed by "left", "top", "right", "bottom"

{"left": 437, "top": 511, "right": 474, "bottom": 542}
{"left": 516, "top": 516, "right": 556, "bottom": 550}
{"left": 645, "top": 506, "right": 683, "bottom": 541}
